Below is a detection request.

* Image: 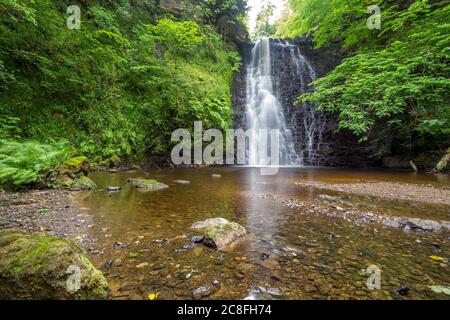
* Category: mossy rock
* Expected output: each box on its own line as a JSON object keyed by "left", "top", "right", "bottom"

{"left": 203, "top": 223, "right": 247, "bottom": 250}
{"left": 70, "top": 176, "right": 97, "bottom": 191}
{"left": 54, "top": 175, "right": 75, "bottom": 189}
{"left": 65, "top": 156, "right": 88, "bottom": 168}
{"left": 59, "top": 156, "right": 91, "bottom": 177}
{"left": 109, "top": 155, "right": 121, "bottom": 169}
{"left": 191, "top": 218, "right": 247, "bottom": 250}
{"left": 0, "top": 231, "right": 109, "bottom": 300}
{"left": 127, "top": 178, "right": 168, "bottom": 190}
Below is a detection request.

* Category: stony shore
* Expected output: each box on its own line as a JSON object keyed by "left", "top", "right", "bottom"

{"left": 0, "top": 190, "right": 95, "bottom": 249}
{"left": 294, "top": 181, "right": 450, "bottom": 206}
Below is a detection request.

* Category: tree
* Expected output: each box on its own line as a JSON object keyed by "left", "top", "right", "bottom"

{"left": 254, "top": 1, "right": 277, "bottom": 38}
{"left": 283, "top": 0, "right": 449, "bottom": 166}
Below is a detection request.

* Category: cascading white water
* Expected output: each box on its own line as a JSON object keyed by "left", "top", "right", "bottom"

{"left": 277, "top": 40, "right": 326, "bottom": 166}
{"left": 246, "top": 38, "right": 300, "bottom": 166}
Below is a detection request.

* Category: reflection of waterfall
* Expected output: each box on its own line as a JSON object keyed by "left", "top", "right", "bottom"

{"left": 246, "top": 38, "right": 299, "bottom": 166}
{"left": 245, "top": 38, "right": 326, "bottom": 166}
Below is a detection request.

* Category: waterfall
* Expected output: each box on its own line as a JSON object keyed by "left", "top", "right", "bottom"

{"left": 245, "top": 38, "right": 326, "bottom": 166}
{"left": 275, "top": 39, "right": 326, "bottom": 166}
{"left": 246, "top": 38, "right": 299, "bottom": 166}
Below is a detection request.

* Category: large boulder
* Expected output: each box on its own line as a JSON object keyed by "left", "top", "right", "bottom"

{"left": 191, "top": 218, "right": 247, "bottom": 250}
{"left": 70, "top": 176, "right": 97, "bottom": 191}
{"left": 60, "top": 156, "right": 91, "bottom": 177}
{"left": 0, "top": 231, "right": 108, "bottom": 300}
{"left": 49, "top": 156, "right": 96, "bottom": 190}
{"left": 191, "top": 218, "right": 230, "bottom": 229}
{"left": 54, "top": 175, "right": 97, "bottom": 191}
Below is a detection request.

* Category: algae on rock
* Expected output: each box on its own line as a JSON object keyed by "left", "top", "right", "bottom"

{"left": 0, "top": 231, "right": 108, "bottom": 300}
{"left": 128, "top": 178, "right": 169, "bottom": 190}
{"left": 191, "top": 218, "right": 247, "bottom": 250}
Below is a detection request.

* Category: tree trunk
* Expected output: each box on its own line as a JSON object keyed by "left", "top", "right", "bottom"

{"left": 432, "top": 147, "right": 450, "bottom": 173}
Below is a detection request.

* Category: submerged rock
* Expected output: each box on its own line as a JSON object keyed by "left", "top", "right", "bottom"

{"left": 393, "top": 284, "right": 410, "bottom": 297}
{"left": 191, "top": 218, "right": 247, "bottom": 250}
{"left": 173, "top": 180, "right": 191, "bottom": 185}
{"left": 0, "top": 231, "right": 108, "bottom": 300}
{"left": 106, "top": 186, "right": 121, "bottom": 193}
{"left": 128, "top": 178, "right": 168, "bottom": 190}
{"left": 192, "top": 285, "right": 216, "bottom": 298}
{"left": 405, "top": 218, "right": 444, "bottom": 232}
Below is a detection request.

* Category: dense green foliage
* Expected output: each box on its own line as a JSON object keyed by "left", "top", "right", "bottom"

{"left": 254, "top": 2, "right": 277, "bottom": 39}
{"left": 282, "top": 0, "right": 450, "bottom": 163}
{"left": 0, "top": 0, "right": 246, "bottom": 187}
{"left": 0, "top": 138, "right": 71, "bottom": 188}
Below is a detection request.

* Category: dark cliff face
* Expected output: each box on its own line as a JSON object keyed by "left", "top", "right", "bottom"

{"left": 231, "top": 41, "right": 252, "bottom": 131}
{"left": 232, "top": 38, "right": 376, "bottom": 167}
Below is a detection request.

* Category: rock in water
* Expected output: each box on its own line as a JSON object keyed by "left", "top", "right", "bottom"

{"left": 192, "top": 286, "right": 216, "bottom": 298}
{"left": 106, "top": 186, "right": 121, "bottom": 192}
{"left": 173, "top": 180, "right": 191, "bottom": 185}
{"left": 0, "top": 231, "right": 108, "bottom": 300}
{"left": 191, "top": 218, "right": 230, "bottom": 229}
{"left": 393, "top": 284, "right": 410, "bottom": 297}
{"left": 191, "top": 218, "right": 247, "bottom": 250}
{"left": 127, "top": 178, "right": 168, "bottom": 190}
{"left": 405, "top": 218, "right": 443, "bottom": 232}
{"left": 202, "top": 223, "right": 247, "bottom": 250}
{"left": 212, "top": 174, "right": 222, "bottom": 179}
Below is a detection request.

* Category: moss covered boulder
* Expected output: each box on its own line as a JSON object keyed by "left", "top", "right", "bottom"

{"left": 128, "top": 178, "right": 169, "bottom": 190}
{"left": 60, "top": 156, "right": 91, "bottom": 177}
{"left": 70, "top": 176, "right": 97, "bottom": 191}
{"left": 191, "top": 218, "right": 247, "bottom": 250}
{"left": 54, "top": 175, "right": 97, "bottom": 191}
{"left": 0, "top": 231, "right": 108, "bottom": 300}
{"left": 49, "top": 156, "right": 96, "bottom": 190}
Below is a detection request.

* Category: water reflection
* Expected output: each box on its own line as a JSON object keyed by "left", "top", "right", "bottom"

{"left": 76, "top": 167, "right": 449, "bottom": 300}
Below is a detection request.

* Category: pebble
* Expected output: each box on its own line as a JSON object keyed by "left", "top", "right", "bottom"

{"left": 257, "top": 259, "right": 281, "bottom": 270}
{"left": 136, "top": 262, "right": 149, "bottom": 269}
{"left": 304, "top": 284, "right": 317, "bottom": 293}
{"left": 192, "top": 286, "right": 215, "bottom": 298}
{"left": 271, "top": 270, "right": 282, "bottom": 281}
{"left": 113, "top": 258, "right": 123, "bottom": 267}
{"left": 192, "top": 246, "right": 204, "bottom": 257}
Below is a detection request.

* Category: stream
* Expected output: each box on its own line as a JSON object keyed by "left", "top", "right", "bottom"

{"left": 75, "top": 167, "right": 450, "bottom": 300}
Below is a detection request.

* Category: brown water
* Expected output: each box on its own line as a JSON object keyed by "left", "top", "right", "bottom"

{"left": 76, "top": 167, "right": 450, "bottom": 300}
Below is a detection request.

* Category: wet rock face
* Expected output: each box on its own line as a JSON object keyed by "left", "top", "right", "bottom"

{"left": 0, "top": 231, "right": 108, "bottom": 300}
{"left": 231, "top": 41, "right": 252, "bottom": 132}
{"left": 232, "top": 38, "right": 375, "bottom": 167}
